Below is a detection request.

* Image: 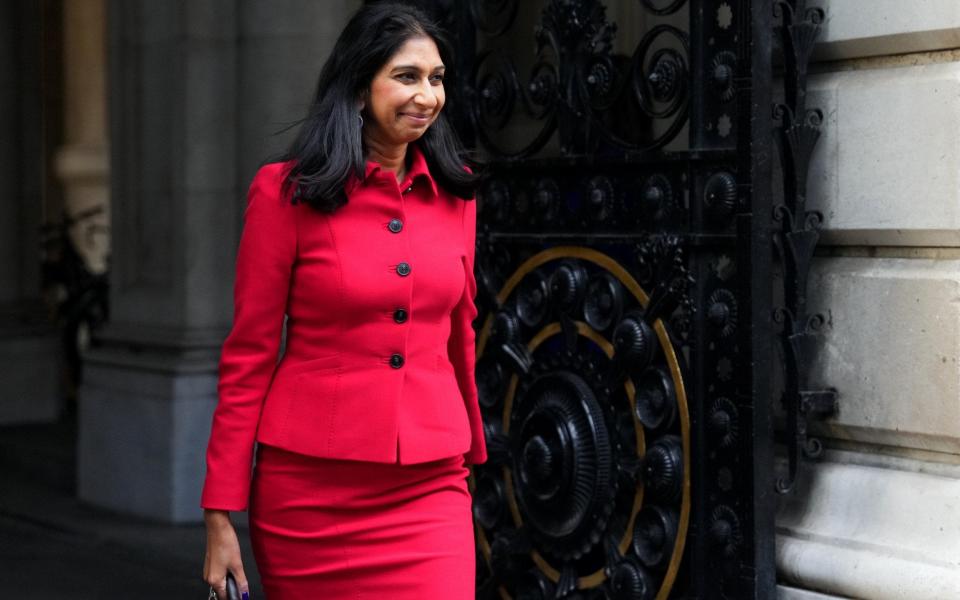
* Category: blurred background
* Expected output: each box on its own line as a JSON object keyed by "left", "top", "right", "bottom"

{"left": 1, "top": 1, "right": 362, "bottom": 596}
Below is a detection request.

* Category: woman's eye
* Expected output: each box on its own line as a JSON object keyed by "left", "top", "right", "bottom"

{"left": 430, "top": 74, "right": 445, "bottom": 84}
{"left": 396, "top": 73, "right": 415, "bottom": 82}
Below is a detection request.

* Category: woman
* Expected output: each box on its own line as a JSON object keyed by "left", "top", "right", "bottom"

{"left": 200, "top": 3, "right": 486, "bottom": 598}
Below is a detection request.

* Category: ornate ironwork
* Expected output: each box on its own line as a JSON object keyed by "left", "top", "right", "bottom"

{"left": 465, "top": 0, "right": 689, "bottom": 159}
{"left": 771, "top": 0, "right": 839, "bottom": 495}
{"left": 473, "top": 246, "right": 692, "bottom": 600}
{"left": 412, "top": 0, "right": 778, "bottom": 596}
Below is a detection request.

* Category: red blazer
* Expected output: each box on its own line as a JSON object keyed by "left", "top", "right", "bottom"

{"left": 201, "top": 145, "right": 487, "bottom": 511}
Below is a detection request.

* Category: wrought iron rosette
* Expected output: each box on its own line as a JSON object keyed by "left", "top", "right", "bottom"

{"left": 637, "top": 174, "right": 674, "bottom": 225}
{"left": 709, "top": 396, "right": 739, "bottom": 449}
{"left": 708, "top": 505, "right": 743, "bottom": 559}
{"left": 584, "top": 272, "right": 625, "bottom": 334}
{"left": 475, "top": 52, "right": 517, "bottom": 131}
{"left": 631, "top": 504, "right": 679, "bottom": 570}
{"left": 642, "top": 435, "right": 683, "bottom": 503}
{"left": 549, "top": 259, "right": 590, "bottom": 316}
{"left": 531, "top": 178, "right": 563, "bottom": 227}
{"left": 477, "top": 358, "right": 507, "bottom": 410}
{"left": 703, "top": 171, "right": 737, "bottom": 221}
{"left": 492, "top": 308, "right": 523, "bottom": 345}
{"left": 511, "top": 368, "right": 615, "bottom": 561}
{"left": 517, "top": 269, "right": 551, "bottom": 328}
{"left": 613, "top": 310, "right": 659, "bottom": 374}
{"left": 608, "top": 558, "right": 657, "bottom": 599}
{"left": 706, "top": 288, "right": 738, "bottom": 338}
{"left": 583, "top": 57, "right": 620, "bottom": 109}
{"left": 629, "top": 26, "right": 689, "bottom": 124}
{"left": 710, "top": 51, "right": 737, "bottom": 103}
{"left": 474, "top": 474, "right": 508, "bottom": 529}
{"left": 526, "top": 62, "right": 560, "bottom": 119}
{"left": 634, "top": 367, "right": 677, "bottom": 431}
{"left": 472, "top": 247, "right": 691, "bottom": 599}
{"left": 585, "top": 176, "right": 617, "bottom": 226}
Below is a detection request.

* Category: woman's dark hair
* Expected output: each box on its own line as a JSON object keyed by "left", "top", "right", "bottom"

{"left": 280, "top": 2, "right": 478, "bottom": 212}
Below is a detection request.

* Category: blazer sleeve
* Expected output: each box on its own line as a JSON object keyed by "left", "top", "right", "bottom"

{"left": 448, "top": 197, "right": 488, "bottom": 465}
{"left": 201, "top": 164, "right": 296, "bottom": 511}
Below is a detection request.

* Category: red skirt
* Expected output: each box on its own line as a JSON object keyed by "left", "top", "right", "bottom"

{"left": 248, "top": 443, "right": 476, "bottom": 599}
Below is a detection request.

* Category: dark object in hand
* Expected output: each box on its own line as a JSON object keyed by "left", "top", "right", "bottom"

{"left": 225, "top": 572, "right": 241, "bottom": 600}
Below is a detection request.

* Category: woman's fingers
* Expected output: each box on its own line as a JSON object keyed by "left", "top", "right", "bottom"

{"left": 215, "top": 577, "right": 229, "bottom": 599}
{"left": 203, "top": 563, "right": 228, "bottom": 598}
{"left": 203, "top": 551, "right": 221, "bottom": 590}
{"left": 204, "top": 562, "right": 228, "bottom": 598}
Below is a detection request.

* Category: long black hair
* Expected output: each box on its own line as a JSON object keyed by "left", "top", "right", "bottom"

{"left": 280, "top": 2, "right": 479, "bottom": 213}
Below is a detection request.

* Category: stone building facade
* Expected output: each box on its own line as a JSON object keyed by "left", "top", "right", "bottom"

{"left": 778, "top": 2, "right": 960, "bottom": 598}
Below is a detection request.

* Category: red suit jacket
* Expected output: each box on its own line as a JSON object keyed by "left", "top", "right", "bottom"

{"left": 201, "top": 145, "right": 487, "bottom": 511}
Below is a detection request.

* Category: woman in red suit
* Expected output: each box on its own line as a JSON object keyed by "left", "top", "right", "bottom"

{"left": 200, "top": 3, "right": 487, "bottom": 598}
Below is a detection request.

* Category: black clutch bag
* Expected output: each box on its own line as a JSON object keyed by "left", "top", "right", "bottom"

{"left": 225, "top": 572, "right": 241, "bottom": 600}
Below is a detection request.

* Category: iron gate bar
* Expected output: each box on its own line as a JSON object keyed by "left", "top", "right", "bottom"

{"left": 483, "top": 234, "right": 738, "bottom": 245}
{"left": 738, "top": 0, "right": 777, "bottom": 596}
{"left": 742, "top": 0, "right": 776, "bottom": 595}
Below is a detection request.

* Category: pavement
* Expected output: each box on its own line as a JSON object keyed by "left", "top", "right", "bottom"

{"left": 0, "top": 423, "right": 264, "bottom": 599}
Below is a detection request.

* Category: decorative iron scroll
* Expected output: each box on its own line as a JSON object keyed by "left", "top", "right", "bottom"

{"left": 771, "top": 0, "right": 838, "bottom": 495}
{"left": 465, "top": 0, "right": 689, "bottom": 159}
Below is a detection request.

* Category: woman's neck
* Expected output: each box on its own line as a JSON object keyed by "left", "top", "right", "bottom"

{"left": 365, "top": 138, "right": 408, "bottom": 183}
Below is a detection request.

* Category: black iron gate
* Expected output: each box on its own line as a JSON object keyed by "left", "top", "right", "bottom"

{"left": 417, "top": 0, "right": 779, "bottom": 597}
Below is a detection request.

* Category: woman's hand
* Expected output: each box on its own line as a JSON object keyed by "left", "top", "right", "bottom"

{"left": 203, "top": 509, "right": 250, "bottom": 599}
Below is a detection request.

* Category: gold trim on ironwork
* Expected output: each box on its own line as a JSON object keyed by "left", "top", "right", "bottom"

{"left": 473, "top": 246, "right": 690, "bottom": 599}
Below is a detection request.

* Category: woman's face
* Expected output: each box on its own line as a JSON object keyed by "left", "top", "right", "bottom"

{"left": 363, "top": 35, "right": 446, "bottom": 148}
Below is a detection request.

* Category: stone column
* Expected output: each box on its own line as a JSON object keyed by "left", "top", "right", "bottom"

{"left": 0, "top": 1, "right": 61, "bottom": 424}
{"left": 81, "top": 0, "right": 359, "bottom": 523}
{"left": 55, "top": 0, "right": 110, "bottom": 275}
{"left": 236, "top": 0, "right": 361, "bottom": 180}
{"left": 78, "top": 0, "right": 240, "bottom": 523}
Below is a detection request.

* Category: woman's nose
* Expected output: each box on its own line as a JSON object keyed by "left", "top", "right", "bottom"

{"left": 414, "top": 82, "right": 439, "bottom": 109}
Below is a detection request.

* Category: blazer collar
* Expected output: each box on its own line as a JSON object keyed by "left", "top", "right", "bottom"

{"left": 361, "top": 144, "right": 439, "bottom": 198}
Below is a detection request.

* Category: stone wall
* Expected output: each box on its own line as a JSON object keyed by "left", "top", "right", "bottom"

{"left": 776, "top": 2, "right": 960, "bottom": 598}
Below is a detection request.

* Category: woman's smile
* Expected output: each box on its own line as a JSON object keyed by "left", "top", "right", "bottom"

{"left": 399, "top": 112, "right": 432, "bottom": 124}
